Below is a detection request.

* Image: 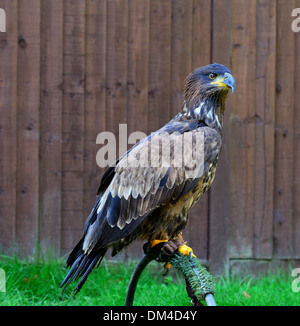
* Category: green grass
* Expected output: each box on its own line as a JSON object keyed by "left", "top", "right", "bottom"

{"left": 0, "top": 253, "right": 299, "bottom": 306}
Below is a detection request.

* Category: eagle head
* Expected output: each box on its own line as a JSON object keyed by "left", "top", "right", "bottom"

{"left": 184, "top": 63, "right": 235, "bottom": 109}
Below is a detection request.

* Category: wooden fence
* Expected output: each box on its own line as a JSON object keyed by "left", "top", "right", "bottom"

{"left": 0, "top": 0, "right": 300, "bottom": 274}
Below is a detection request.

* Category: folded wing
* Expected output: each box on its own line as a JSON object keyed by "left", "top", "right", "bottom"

{"left": 82, "top": 124, "right": 221, "bottom": 254}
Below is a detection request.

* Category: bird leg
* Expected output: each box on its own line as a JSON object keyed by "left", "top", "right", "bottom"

{"left": 144, "top": 235, "right": 205, "bottom": 306}
{"left": 146, "top": 234, "right": 195, "bottom": 260}
{"left": 143, "top": 235, "right": 183, "bottom": 258}
{"left": 130, "top": 236, "right": 215, "bottom": 306}
{"left": 157, "top": 236, "right": 185, "bottom": 256}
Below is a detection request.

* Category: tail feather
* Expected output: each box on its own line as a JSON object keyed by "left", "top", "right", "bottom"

{"left": 72, "top": 254, "right": 104, "bottom": 296}
{"left": 60, "top": 255, "right": 88, "bottom": 293}
{"left": 60, "top": 253, "right": 85, "bottom": 290}
{"left": 60, "top": 245, "right": 107, "bottom": 296}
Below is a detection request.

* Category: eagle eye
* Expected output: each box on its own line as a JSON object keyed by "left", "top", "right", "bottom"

{"left": 209, "top": 73, "right": 218, "bottom": 80}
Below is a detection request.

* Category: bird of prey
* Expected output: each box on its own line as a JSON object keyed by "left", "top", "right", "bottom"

{"left": 60, "top": 63, "right": 235, "bottom": 295}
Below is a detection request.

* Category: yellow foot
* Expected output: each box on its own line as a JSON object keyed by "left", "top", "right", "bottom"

{"left": 178, "top": 244, "right": 196, "bottom": 258}
{"left": 150, "top": 239, "right": 169, "bottom": 248}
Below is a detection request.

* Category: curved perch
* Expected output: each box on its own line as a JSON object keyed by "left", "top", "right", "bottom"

{"left": 170, "top": 251, "right": 216, "bottom": 306}
{"left": 125, "top": 254, "right": 154, "bottom": 306}
{"left": 125, "top": 247, "right": 217, "bottom": 306}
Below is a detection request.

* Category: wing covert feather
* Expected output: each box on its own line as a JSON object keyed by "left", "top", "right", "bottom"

{"left": 83, "top": 126, "right": 221, "bottom": 252}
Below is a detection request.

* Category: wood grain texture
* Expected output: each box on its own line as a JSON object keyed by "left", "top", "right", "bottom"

{"left": 274, "top": 0, "right": 295, "bottom": 259}
{"left": 127, "top": 0, "right": 150, "bottom": 135}
{"left": 253, "top": 0, "right": 276, "bottom": 259}
{"left": 294, "top": 0, "right": 300, "bottom": 259}
{"left": 170, "top": 0, "right": 193, "bottom": 117}
{"left": 16, "top": 0, "right": 41, "bottom": 256}
{"left": 105, "top": 0, "right": 128, "bottom": 152}
{"left": 0, "top": 0, "right": 18, "bottom": 252}
{"left": 84, "top": 0, "right": 107, "bottom": 226}
{"left": 191, "top": 0, "right": 212, "bottom": 69}
{"left": 61, "top": 0, "right": 86, "bottom": 253}
{"left": 148, "top": 0, "right": 172, "bottom": 133}
{"left": 229, "top": 0, "right": 256, "bottom": 259}
{"left": 39, "top": 0, "right": 63, "bottom": 256}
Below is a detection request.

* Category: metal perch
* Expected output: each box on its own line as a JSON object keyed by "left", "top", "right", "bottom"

{"left": 125, "top": 254, "right": 155, "bottom": 306}
{"left": 125, "top": 246, "right": 216, "bottom": 306}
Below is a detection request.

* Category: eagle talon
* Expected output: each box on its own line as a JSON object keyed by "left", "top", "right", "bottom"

{"left": 178, "top": 244, "right": 196, "bottom": 258}
{"left": 162, "top": 262, "right": 171, "bottom": 276}
{"left": 144, "top": 237, "right": 189, "bottom": 264}
{"left": 164, "top": 262, "right": 171, "bottom": 270}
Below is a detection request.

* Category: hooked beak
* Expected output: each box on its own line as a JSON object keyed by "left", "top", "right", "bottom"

{"left": 211, "top": 72, "right": 235, "bottom": 93}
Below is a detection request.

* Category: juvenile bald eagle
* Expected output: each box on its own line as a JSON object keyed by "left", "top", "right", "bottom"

{"left": 60, "top": 63, "right": 235, "bottom": 295}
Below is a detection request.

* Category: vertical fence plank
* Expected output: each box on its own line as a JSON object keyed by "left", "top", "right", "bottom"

{"left": 15, "top": 0, "right": 41, "bottom": 256}
{"left": 0, "top": 0, "right": 18, "bottom": 252}
{"left": 209, "top": 0, "right": 232, "bottom": 274}
{"left": 191, "top": 0, "right": 212, "bottom": 69}
{"left": 125, "top": 0, "right": 150, "bottom": 259}
{"left": 182, "top": 0, "right": 210, "bottom": 260}
{"left": 61, "top": 0, "right": 86, "bottom": 254}
{"left": 229, "top": 0, "right": 256, "bottom": 260}
{"left": 148, "top": 0, "right": 172, "bottom": 133}
{"left": 104, "top": 0, "right": 129, "bottom": 260}
{"left": 127, "top": 0, "right": 149, "bottom": 134}
{"left": 39, "top": 0, "right": 63, "bottom": 256}
{"left": 274, "top": 0, "right": 295, "bottom": 259}
{"left": 84, "top": 0, "right": 107, "bottom": 223}
{"left": 293, "top": 0, "right": 300, "bottom": 259}
{"left": 105, "top": 0, "right": 128, "bottom": 157}
{"left": 253, "top": 0, "right": 276, "bottom": 259}
{"left": 170, "top": 0, "right": 192, "bottom": 117}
